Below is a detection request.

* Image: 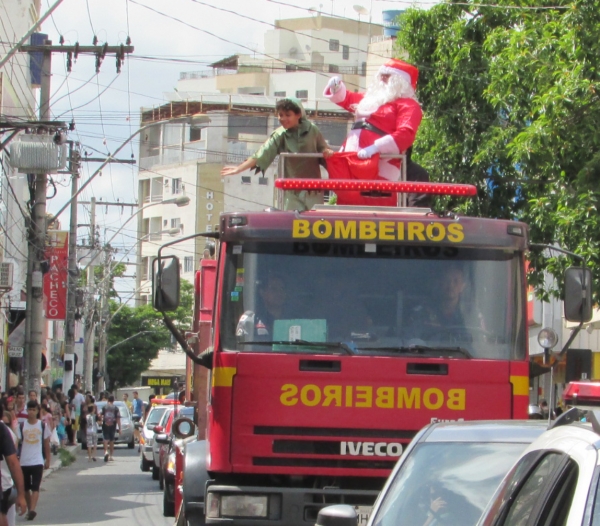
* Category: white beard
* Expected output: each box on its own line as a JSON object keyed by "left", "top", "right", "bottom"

{"left": 354, "top": 74, "right": 415, "bottom": 117}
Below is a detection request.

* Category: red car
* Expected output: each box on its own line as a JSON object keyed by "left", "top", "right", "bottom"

{"left": 155, "top": 406, "right": 195, "bottom": 516}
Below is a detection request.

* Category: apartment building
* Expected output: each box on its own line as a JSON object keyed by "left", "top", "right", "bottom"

{"left": 135, "top": 14, "right": 381, "bottom": 302}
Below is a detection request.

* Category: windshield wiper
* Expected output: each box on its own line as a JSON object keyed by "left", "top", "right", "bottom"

{"left": 357, "top": 345, "right": 472, "bottom": 359}
{"left": 242, "top": 340, "right": 355, "bottom": 355}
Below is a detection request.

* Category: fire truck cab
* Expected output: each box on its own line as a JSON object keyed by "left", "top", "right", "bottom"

{"left": 155, "top": 177, "right": 592, "bottom": 526}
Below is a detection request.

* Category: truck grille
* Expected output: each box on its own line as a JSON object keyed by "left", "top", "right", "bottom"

{"left": 254, "top": 426, "right": 415, "bottom": 439}
{"left": 253, "top": 457, "right": 396, "bottom": 469}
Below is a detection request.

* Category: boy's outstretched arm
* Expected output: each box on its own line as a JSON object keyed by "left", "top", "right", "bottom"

{"left": 221, "top": 158, "right": 257, "bottom": 176}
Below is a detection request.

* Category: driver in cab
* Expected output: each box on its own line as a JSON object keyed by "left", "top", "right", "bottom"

{"left": 407, "top": 264, "right": 469, "bottom": 339}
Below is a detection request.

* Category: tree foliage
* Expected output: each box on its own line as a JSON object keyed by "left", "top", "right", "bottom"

{"left": 106, "top": 280, "right": 194, "bottom": 390}
{"left": 397, "top": 0, "right": 600, "bottom": 302}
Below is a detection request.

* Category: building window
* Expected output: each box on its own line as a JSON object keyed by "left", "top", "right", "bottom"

{"left": 189, "top": 125, "right": 203, "bottom": 142}
{"left": 329, "top": 39, "right": 340, "bottom": 51}
{"left": 328, "top": 64, "right": 339, "bottom": 73}
{"left": 150, "top": 177, "right": 163, "bottom": 202}
{"left": 274, "top": 91, "right": 286, "bottom": 98}
{"left": 296, "top": 90, "right": 308, "bottom": 100}
{"left": 141, "top": 257, "right": 149, "bottom": 281}
{"left": 342, "top": 45, "right": 350, "bottom": 60}
{"left": 171, "top": 178, "right": 182, "bottom": 194}
{"left": 184, "top": 256, "right": 194, "bottom": 273}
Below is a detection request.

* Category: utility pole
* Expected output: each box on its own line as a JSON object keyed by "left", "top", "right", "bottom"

{"left": 84, "top": 198, "right": 96, "bottom": 391}
{"left": 17, "top": 40, "right": 134, "bottom": 394}
{"left": 63, "top": 142, "right": 80, "bottom": 391}
{"left": 96, "top": 248, "right": 112, "bottom": 394}
{"left": 24, "top": 42, "right": 52, "bottom": 395}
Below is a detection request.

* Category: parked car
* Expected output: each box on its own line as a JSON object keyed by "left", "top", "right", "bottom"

{"left": 151, "top": 406, "right": 176, "bottom": 479}
{"left": 477, "top": 408, "right": 600, "bottom": 526}
{"left": 316, "top": 420, "right": 547, "bottom": 526}
{"left": 140, "top": 404, "right": 172, "bottom": 473}
{"left": 156, "top": 406, "right": 195, "bottom": 516}
{"left": 93, "top": 401, "right": 135, "bottom": 449}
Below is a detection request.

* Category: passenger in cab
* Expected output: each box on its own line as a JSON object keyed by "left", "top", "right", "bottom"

{"left": 236, "top": 274, "right": 289, "bottom": 342}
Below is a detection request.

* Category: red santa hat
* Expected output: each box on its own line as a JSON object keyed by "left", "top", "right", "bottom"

{"left": 378, "top": 59, "right": 419, "bottom": 89}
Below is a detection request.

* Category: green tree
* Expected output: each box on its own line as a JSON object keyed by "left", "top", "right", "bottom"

{"left": 396, "top": 0, "right": 600, "bottom": 301}
{"left": 105, "top": 280, "right": 194, "bottom": 390}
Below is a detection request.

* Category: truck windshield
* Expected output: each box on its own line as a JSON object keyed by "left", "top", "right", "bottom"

{"left": 219, "top": 241, "right": 524, "bottom": 360}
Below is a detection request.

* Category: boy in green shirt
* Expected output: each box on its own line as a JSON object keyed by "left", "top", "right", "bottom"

{"left": 221, "top": 97, "right": 333, "bottom": 210}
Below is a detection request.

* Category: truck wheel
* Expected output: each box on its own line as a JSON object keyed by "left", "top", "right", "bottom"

{"left": 140, "top": 455, "right": 151, "bottom": 472}
{"left": 159, "top": 469, "right": 164, "bottom": 490}
{"left": 163, "top": 484, "right": 175, "bottom": 517}
{"left": 185, "top": 513, "right": 205, "bottom": 526}
{"left": 152, "top": 465, "right": 160, "bottom": 480}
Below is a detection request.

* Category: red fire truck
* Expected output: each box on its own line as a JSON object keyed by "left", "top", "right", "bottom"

{"left": 153, "top": 178, "right": 590, "bottom": 526}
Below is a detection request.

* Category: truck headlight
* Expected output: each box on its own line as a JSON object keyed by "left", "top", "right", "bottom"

{"left": 207, "top": 493, "right": 269, "bottom": 518}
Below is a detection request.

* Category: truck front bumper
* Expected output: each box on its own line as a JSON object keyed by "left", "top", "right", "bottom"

{"left": 203, "top": 483, "right": 379, "bottom": 526}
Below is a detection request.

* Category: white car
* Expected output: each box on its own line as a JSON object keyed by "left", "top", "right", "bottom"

{"left": 140, "top": 405, "right": 171, "bottom": 473}
{"left": 477, "top": 408, "right": 600, "bottom": 526}
{"left": 315, "top": 420, "right": 546, "bottom": 526}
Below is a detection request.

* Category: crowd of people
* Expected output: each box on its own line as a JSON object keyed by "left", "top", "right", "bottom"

{"left": 0, "top": 383, "right": 146, "bottom": 525}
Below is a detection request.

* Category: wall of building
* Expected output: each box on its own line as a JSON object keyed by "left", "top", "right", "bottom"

{"left": 0, "top": 0, "right": 42, "bottom": 389}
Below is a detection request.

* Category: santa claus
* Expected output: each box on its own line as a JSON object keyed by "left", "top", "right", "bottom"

{"left": 323, "top": 58, "right": 422, "bottom": 182}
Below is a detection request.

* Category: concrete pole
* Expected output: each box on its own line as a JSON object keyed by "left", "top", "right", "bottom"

{"left": 84, "top": 198, "right": 96, "bottom": 391}
{"left": 63, "top": 144, "right": 80, "bottom": 391}
{"left": 96, "top": 248, "right": 111, "bottom": 394}
{"left": 25, "top": 42, "right": 51, "bottom": 395}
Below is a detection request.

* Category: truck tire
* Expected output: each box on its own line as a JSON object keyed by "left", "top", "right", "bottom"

{"left": 159, "top": 469, "right": 164, "bottom": 490}
{"left": 185, "top": 514, "right": 205, "bottom": 526}
{"left": 182, "top": 441, "right": 209, "bottom": 526}
{"left": 152, "top": 465, "right": 160, "bottom": 480}
{"left": 140, "top": 455, "right": 151, "bottom": 472}
{"left": 163, "top": 484, "right": 175, "bottom": 517}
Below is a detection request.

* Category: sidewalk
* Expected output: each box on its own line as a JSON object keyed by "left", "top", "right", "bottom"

{"left": 42, "top": 444, "right": 79, "bottom": 480}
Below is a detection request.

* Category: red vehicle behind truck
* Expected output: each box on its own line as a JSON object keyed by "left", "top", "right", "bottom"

{"left": 153, "top": 178, "right": 590, "bottom": 526}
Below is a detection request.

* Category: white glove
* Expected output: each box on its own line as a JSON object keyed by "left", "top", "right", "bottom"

{"left": 357, "top": 145, "right": 379, "bottom": 159}
{"left": 326, "top": 76, "right": 342, "bottom": 94}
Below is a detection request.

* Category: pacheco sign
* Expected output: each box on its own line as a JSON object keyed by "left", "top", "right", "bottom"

{"left": 43, "top": 230, "right": 68, "bottom": 320}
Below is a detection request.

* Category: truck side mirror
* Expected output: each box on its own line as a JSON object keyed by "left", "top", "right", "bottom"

{"left": 316, "top": 505, "right": 358, "bottom": 526}
{"left": 564, "top": 267, "right": 592, "bottom": 323}
{"left": 153, "top": 256, "right": 180, "bottom": 311}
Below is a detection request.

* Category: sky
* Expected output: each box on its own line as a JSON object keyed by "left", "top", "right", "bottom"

{"left": 39, "top": 0, "right": 432, "bottom": 299}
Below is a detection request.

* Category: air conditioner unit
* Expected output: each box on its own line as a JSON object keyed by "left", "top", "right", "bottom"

{"left": 0, "top": 263, "right": 13, "bottom": 290}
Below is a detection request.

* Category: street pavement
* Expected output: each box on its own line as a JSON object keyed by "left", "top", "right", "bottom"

{"left": 16, "top": 444, "right": 172, "bottom": 526}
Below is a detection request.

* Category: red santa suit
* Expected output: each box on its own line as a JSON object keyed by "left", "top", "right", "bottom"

{"left": 323, "top": 59, "right": 422, "bottom": 204}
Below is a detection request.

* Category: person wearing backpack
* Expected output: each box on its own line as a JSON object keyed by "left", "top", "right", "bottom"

{"left": 101, "top": 396, "right": 120, "bottom": 463}
{"left": 18, "top": 401, "right": 50, "bottom": 521}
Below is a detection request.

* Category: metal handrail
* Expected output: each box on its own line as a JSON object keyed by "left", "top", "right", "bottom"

{"left": 276, "top": 152, "right": 408, "bottom": 208}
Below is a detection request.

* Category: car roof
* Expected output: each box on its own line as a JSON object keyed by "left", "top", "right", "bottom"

{"left": 523, "top": 421, "right": 600, "bottom": 457}
{"left": 420, "top": 420, "right": 548, "bottom": 444}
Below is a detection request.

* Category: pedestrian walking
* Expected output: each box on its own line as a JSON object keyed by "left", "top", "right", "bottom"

{"left": 84, "top": 406, "right": 98, "bottom": 462}
{"left": 0, "top": 409, "right": 25, "bottom": 526}
{"left": 101, "top": 396, "right": 120, "bottom": 462}
{"left": 18, "top": 401, "right": 50, "bottom": 521}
